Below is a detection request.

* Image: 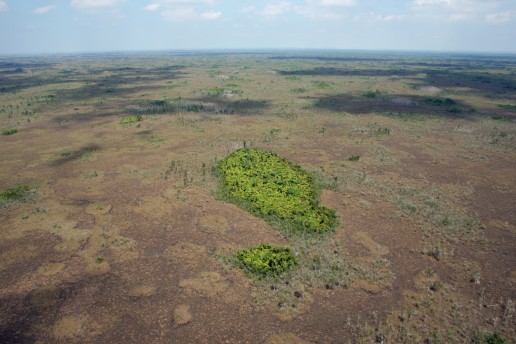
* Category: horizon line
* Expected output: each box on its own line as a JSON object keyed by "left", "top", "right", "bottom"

{"left": 2, "top": 47, "right": 516, "bottom": 58}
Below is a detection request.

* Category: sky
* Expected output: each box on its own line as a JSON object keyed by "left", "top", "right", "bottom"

{"left": 0, "top": 0, "right": 515, "bottom": 54}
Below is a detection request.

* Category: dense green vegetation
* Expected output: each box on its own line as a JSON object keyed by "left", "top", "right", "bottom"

{"left": 474, "top": 332, "right": 507, "bottom": 344}
{"left": 497, "top": 104, "right": 516, "bottom": 111}
{"left": 0, "top": 184, "right": 34, "bottom": 207}
{"left": 424, "top": 97, "right": 457, "bottom": 106}
{"left": 130, "top": 99, "right": 206, "bottom": 115}
{"left": 235, "top": 244, "right": 297, "bottom": 277}
{"left": 120, "top": 115, "right": 142, "bottom": 124}
{"left": 2, "top": 128, "right": 18, "bottom": 135}
{"left": 218, "top": 148, "right": 337, "bottom": 234}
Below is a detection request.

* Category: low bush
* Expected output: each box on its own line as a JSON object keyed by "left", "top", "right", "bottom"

{"left": 425, "top": 97, "right": 457, "bottom": 106}
{"left": 2, "top": 128, "right": 18, "bottom": 135}
{"left": 0, "top": 184, "right": 35, "bottom": 207}
{"left": 235, "top": 244, "right": 297, "bottom": 277}
{"left": 120, "top": 115, "right": 142, "bottom": 124}
{"left": 218, "top": 148, "right": 337, "bottom": 234}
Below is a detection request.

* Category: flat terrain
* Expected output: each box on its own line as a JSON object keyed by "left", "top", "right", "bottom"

{"left": 0, "top": 51, "right": 515, "bottom": 343}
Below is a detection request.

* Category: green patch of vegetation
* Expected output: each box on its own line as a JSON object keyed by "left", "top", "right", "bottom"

{"left": 497, "top": 104, "right": 516, "bottom": 111}
{"left": 363, "top": 90, "right": 378, "bottom": 98}
{"left": 208, "top": 86, "right": 226, "bottom": 96}
{"left": 291, "top": 88, "right": 307, "bottom": 93}
{"left": 217, "top": 148, "right": 337, "bottom": 234}
{"left": 447, "top": 107, "right": 462, "bottom": 114}
{"left": 148, "top": 136, "right": 165, "bottom": 143}
{"left": 270, "top": 128, "right": 282, "bottom": 135}
{"left": 492, "top": 115, "right": 510, "bottom": 122}
{"left": 348, "top": 155, "right": 360, "bottom": 161}
{"left": 130, "top": 99, "right": 206, "bottom": 115}
{"left": 375, "top": 127, "right": 390, "bottom": 136}
{"left": 474, "top": 332, "right": 507, "bottom": 344}
{"left": 311, "top": 80, "right": 332, "bottom": 89}
{"left": 235, "top": 244, "right": 297, "bottom": 277}
{"left": 2, "top": 128, "right": 18, "bottom": 135}
{"left": 120, "top": 115, "right": 142, "bottom": 124}
{"left": 424, "top": 97, "right": 457, "bottom": 106}
{"left": 0, "top": 184, "right": 35, "bottom": 207}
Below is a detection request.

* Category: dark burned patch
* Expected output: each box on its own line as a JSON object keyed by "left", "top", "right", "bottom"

{"left": 0, "top": 273, "right": 123, "bottom": 344}
{"left": 408, "top": 70, "right": 516, "bottom": 95}
{"left": 310, "top": 93, "right": 477, "bottom": 118}
{"left": 0, "top": 231, "right": 57, "bottom": 274}
{"left": 278, "top": 67, "right": 419, "bottom": 77}
{"left": 128, "top": 98, "right": 270, "bottom": 116}
{"left": 51, "top": 144, "right": 101, "bottom": 166}
{"left": 270, "top": 55, "right": 392, "bottom": 62}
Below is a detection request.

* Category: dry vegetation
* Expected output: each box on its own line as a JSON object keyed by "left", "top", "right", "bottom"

{"left": 0, "top": 51, "right": 515, "bottom": 343}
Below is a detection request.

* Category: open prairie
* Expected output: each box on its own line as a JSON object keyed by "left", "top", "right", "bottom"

{"left": 1, "top": 51, "right": 515, "bottom": 343}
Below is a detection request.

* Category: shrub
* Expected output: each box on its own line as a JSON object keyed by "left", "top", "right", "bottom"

{"left": 492, "top": 115, "right": 510, "bottom": 122}
{"left": 0, "top": 184, "right": 34, "bottom": 207}
{"left": 425, "top": 97, "right": 457, "bottom": 106}
{"left": 376, "top": 127, "right": 390, "bottom": 136}
{"left": 120, "top": 115, "right": 142, "bottom": 124}
{"left": 348, "top": 155, "right": 360, "bottom": 161}
{"left": 497, "top": 104, "right": 516, "bottom": 111}
{"left": 363, "top": 90, "right": 378, "bottom": 98}
{"left": 218, "top": 148, "right": 337, "bottom": 234}
{"left": 474, "top": 332, "right": 507, "bottom": 344}
{"left": 2, "top": 129, "right": 18, "bottom": 135}
{"left": 235, "top": 244, "right": 297, "bottom": 277}
{"left": 208, "top": 86, "right": 225, "bottom": 96}
{"left": 130, "top": 99, "right": 205, "bottom": 115}
{"left": 311, "top": 80, "right": 331, "bottom": 89}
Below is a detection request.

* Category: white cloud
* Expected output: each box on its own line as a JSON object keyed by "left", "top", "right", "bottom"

{"left": 0, "top": 0, "right": 7, "bottom": 12}
{"left": 246, "top": 0, "right": 358, "bottom": 20}
{"left": 261, "top": 2, "right": 292, "bottom": 17}
{"left": 295, "top": 5, "right": 343, "bottom": 19}
{"left": 485, "top": 11, "right": 512, "bottom": 24}
{"left": 354, "top": 12, "right": 406, "bottom": 22}
{"left": 162, "top": 7, "right": 196, "bottom": 20}
{"left": 409, "top": 0, "right": 505, "bottom": 22}
{"left": 241, "top": 6, "right": 256, "bottom": 14}
{"left": 33, "top": 5, "right": 57, "bottom": 14}
{"left": 147, "top": 0, "right": 213, "bottom": 7}
{"left": 306, "top": 0, "right": 355, "bottom": 6}
{"left": 144, "top": 3, "right": 161, "bottom": 11}
{"left": 71, "top": 0, "right": 119, "bottom": 9}
{"left": 413, "top": 0, "right": 455, "bottom": 6}
{"left": 147, "top": 0, "right": 219, "bottom": 21}
{"left": 200, "top": 10, "right": 221, "bottom": 20}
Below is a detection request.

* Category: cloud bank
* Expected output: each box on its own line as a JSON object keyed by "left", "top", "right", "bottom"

{"left": 0, "top": 0, "right": 7, "bottom": 12}
{"left": 71, "top": 0, "right": 120, "bottom": 9}
{"left": 33, "top": 5, "right": 57, "bottom": 14}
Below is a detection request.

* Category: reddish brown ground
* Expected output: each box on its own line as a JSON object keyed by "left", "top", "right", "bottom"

{"left": 0, "top": 55, "right": 515, "bottom": 343}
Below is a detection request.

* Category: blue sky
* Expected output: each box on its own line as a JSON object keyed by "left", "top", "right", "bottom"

{"left": 0, "top": 0, "right": 515, "bottom": 54}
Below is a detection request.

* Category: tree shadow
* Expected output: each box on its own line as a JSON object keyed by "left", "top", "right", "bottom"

{"left": 51, "top": 144, "right": 101, "bottom": 166}
{"left": 407, "top": 70, "right": 516, "bottom": 97}
{"left": 278, "top": 67, "right": 419, "bottom": 77}
{"left": 309, "top": 93, "right": 481, "bottom": 119}
{"left": 127, "top": 97, "right": 271, "bottom": 116}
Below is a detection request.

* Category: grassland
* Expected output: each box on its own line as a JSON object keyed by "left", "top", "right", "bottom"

{"left": 0, "top": 50, "right": 514, "bottom": 343}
